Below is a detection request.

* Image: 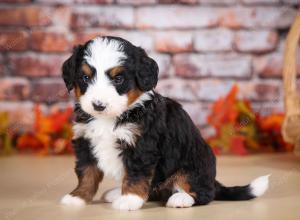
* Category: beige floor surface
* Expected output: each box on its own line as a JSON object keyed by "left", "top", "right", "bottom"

{"left": 0, "top": 154, "right": 300, "bottom": 220}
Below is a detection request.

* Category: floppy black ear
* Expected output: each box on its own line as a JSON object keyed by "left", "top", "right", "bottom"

{"left": 135, "top": 47, "right": 159, "bottom": 91}
{"left": 62, "top": 45, "right": 83, "bottom": 92}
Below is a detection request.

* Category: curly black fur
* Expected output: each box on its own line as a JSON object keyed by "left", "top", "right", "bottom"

{"left": 64, "top": 36, "right": 266, "bottom": 208}
{"left": 116, "top": 92, "right": 216, "bottom": 205}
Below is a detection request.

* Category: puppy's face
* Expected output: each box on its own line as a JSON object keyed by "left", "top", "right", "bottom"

{"left": 62, "top": 36, "right": 158, "bottom": 118}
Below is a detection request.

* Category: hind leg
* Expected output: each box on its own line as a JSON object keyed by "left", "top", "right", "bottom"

{"left": 166, "top": 191, "right": 195, "bottom": 208}
{"left": 149, "top": 188, "right": 173, "bottom": 202}
{"left": 166, "top": 171, "right": 215, "bottom": 208}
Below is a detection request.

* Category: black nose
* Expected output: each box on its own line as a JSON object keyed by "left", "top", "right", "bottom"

{"left": 92, "top": 101, "right": 106, "bottom": 112}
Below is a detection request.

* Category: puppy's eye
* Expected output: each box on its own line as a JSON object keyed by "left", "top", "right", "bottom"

{"left": 82, "top": 75, "right": 90, "bottom": 83}
{"left": 113, "top": 75, "right": 124, "bottom": 85}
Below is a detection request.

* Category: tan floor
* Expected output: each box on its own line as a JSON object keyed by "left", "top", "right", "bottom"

{"left": 0, "top": 154, "right": 300, "bottom": 220}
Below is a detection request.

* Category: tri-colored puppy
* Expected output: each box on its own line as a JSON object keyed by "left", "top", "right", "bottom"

{"left": 60, "top": 36, "right": 269, "bottom": 211}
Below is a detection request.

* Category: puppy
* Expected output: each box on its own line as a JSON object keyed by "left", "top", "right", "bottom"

{"left": 60, "top": 36, "right": 269, "bottom": 211}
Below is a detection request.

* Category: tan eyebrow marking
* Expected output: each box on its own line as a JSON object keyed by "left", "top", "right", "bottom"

{"left": 109, "top": 66, "right": 124, "bottom": 77}
{"left": 82, "top": 63, "right": 93, "bottom": 77}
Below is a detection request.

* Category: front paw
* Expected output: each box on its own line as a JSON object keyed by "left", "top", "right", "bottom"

{"left": 101, "top": 187, "right": 122, "bottom": 203}
{"left": 112, "top": 194, "right": 144, "bottom": 211}
{"left": 60, "top": 194, "right": 86, "bottom": 207}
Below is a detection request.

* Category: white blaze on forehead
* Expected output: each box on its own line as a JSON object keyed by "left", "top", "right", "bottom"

{"left": 84, "top": 37, "right": 126, "bottom": 73}
{"left": 80, "top": 37, "right": 129, "bottom": 117}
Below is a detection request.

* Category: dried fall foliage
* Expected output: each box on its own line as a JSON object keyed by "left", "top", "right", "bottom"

{"left": 16, "top": 106, "right": 73, "bottom": 155}
{"left": 1, "top": 85, "right": 293, "bottom": 156}
{"left": 207, "top": 85, "right": 293, "bottom": 155}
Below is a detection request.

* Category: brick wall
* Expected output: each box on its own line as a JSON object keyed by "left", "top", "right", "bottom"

{"left": 0, "top": 0, "right": 299, "bottom": 133}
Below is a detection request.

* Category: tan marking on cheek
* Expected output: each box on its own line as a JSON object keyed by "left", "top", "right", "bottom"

{"left": 74, "top": 84, "right": 82, "bottom": 99}
{"left": 127, "top": 89, "right": 143, "bottom": 106}
{"left": 82, "top": 63, "right": 93, "bottom": 77}
{"left": 110, "top": 66, "right": 124, "bottom": 77}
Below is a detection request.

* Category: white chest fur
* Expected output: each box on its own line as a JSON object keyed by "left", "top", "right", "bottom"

{"left": 73, "top": 117, "right": 139, "bottom": 181}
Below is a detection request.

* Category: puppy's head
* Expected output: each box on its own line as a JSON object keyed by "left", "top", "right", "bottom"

{"left": 62, "top": 36, "right": 158, "bottom": 118}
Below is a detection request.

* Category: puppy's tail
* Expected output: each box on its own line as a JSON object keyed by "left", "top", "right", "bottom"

{"left": 214, "top": 175, "right": 270, "bottom": 201}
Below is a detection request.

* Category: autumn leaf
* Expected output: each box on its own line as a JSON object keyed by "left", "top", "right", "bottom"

{"left": 16, "top": 133, "right": 44, "bottom": 152}
{"left": 230, "top": 136, "right": 247, "bottom": 156}
{"left": 0, "top": 112, "right": 13, "bottom": 155}
{"left": 208, "top": 85, "right": 239, "bottom": 128}
{"left": 16, "top": 105, "right": 74, "bottom": 155}
{"left": 207, "top": 84, "right": 293, "bottom": 155}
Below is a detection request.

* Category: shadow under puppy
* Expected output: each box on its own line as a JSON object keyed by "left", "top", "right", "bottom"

{"left": 60, "top": 36, "right": 269, "bottom": 211}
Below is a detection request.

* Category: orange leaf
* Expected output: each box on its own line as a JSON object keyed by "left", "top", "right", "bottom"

{"left": 230, "top": 136, "right": 247, "bottom": 155}
{"left": 16, "top": 133, "right": 44, "bottom": 152}
{"left": 207, "top": 84, "right": 239, "bottom": 128}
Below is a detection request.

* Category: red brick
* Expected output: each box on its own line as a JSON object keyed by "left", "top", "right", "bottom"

{"left": 31, "top": 31, "right": 70, "bottom": 52}
{"left": 75, "top": 0, "right": 114, "bottom": 3}
{"left": 196, "top": 79, "right": 281, "bottom": 101}
{"left": 156, "top": 78, "right": 199, "bottom": 101}
{"left": 0, "top": 78, "right": 30, "bottom": 101}
{"left": 73, "top": 32, "right": 102, "bottom": 45}
{"left": 181, "top": 102, "right": 210, "bottom": 127}
{"left": 194, "top": 29, "right": 233, "bottom": 52}
{"left": 157, "top": 79, "right": 282, "bottom": 102}
{"left": 0, "top": 101, "right": 35, "bottom": 131}
{"left": 0, "top": 7, "right": 52, "bottom": 27}
{"left": 254, "top": 52, "right": 300, "bottom": 77}
{"left": 196, "top": 80, "right": 234, "bottom": 101}
{"left": 0, "top": 54, "right": 5, "bottom": 76}
{"left": 36, "top": 0, "right": 74, "bottom": 3}
{"left": 174, "top": 54, "right": 252, "bottom": 78}
{"left": 117, "top": 0, "right": 156, "bottom": 4}
{"left": 282, "top": 0, "right": 300, "bottom": 5}
{"left": 253, "top": 82, "right": 281, "bottom": 102}
{"left": 107, "top": 31, "right": 154, "bottom": 51}
{"left": 254, "top": 53, "right": 282, "bottom": 78}
{"left": 155, "top": 31, "right": 193, "bottom": 53}
{"left": 199, "top": 0, "right": 237, "bottom": 4}
{"left": 0, "top": 31, "right": 29, "bottom": 51}
{"left": 0, "top": 0, "right": 32, "bottom": 2}
{"left": 252, "top": 101, "right": 283, "bottom": 117}
{"left": 234, "top": 30, "right": 278, "bottom": 53}
{"left": 241, "top": 0, "right": 280, "bottom": 4}
{"left": 37, "top": 0, "right": 113, "bottom": 3}
{"left": 71, "top": 7, "right": 134, "bottom": 29}
{"left": 8, "top": 54, "right": 68, "bottom": 77}
{"left": 51, "top": 6, "right": 72, "bottom": 29}
{"left": 136, "top": 6, "right": 220, "bottom": 29}
{"left": 73, "top": 31, "right": 154, "bottom": 51}
{"left": 31, "top": 79, "right": 69, "bottom": 104}
{"left": 158, "top": 0, "right": 197, "bottom": 4}
{"left": 149, "top": 53, "right": 172, "bottom": 78}
{"left": 219, "top": 7, "right": 296, "bottom": 29}
{"left": 157, "top": 78, "right": 278, "bottom": 102}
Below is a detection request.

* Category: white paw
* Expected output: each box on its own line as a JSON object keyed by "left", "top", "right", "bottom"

{"left": 166, "top": 192, "right": 195, "bottom": 208}
{"left": 101, "top": 187, "right": 122, "bottom": 203}
{"left": 60, "top": 194, "right": 86, "bottom": 207}
{"left": 112, "top": 194, "right": 144, "bottom": 211}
